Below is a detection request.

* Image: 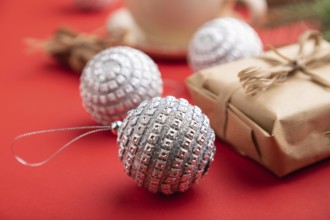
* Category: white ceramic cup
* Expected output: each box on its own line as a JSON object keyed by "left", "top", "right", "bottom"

{"left": 117, "top": 0, "right": 267, "bottom": 56}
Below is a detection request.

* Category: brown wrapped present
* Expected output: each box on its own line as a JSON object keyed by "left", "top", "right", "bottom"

{"left": 186, "top": 30, "right": 330, "bottom": 176}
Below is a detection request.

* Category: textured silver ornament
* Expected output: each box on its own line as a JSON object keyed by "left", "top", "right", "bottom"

{"left": 188, "top": 17, "right": 263, "bottom": 71}
{"left": 80, "top": 46, "right": 163, "bottom": 125}
{"left": 114, "top": 96, "right": 216, "bottom": 195}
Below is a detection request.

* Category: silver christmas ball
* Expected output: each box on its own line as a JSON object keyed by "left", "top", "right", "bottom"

{"left": 188, "top": 17, "right": 263, "bottom": 71}
{"left": 114, "top": 96, "right": 216, "bottom": 195}
{"left": 80, "top": 46, "right": 163, "bottom": 125}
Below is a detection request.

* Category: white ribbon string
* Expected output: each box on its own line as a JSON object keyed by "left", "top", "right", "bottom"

{"left": 11, "top": 126, "right": 112, "bottom": 167}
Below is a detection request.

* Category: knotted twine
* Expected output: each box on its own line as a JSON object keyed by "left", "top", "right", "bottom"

{"left": 26, "top": 26, "right": 127, "bottom": 73}
{"left": 238, "top": 30, "right": 330, "bottom": 96}
{"left": 216, "top": 30, "right": 330, "bottom": 139}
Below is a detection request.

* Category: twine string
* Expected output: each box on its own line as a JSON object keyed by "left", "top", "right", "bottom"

{"left": 238, "top": 30, "right": 330, "bottom": 96}
{"left": 25, "top": 26, "right": 127, "bottom": 72}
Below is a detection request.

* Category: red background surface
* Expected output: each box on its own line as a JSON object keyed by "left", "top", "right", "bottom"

{"left": 1, "top": 0, "right": 330, "bottom": 219}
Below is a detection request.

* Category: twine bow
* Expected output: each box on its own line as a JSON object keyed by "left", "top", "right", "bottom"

{"left": 26, "top": 26, "right": 127, "bottom": 73}
{"left": 238, "top": 30, "right": 330, "bottom": 96}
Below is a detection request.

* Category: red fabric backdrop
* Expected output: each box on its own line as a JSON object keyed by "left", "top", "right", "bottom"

{"left": 1, "top": 0, "right": 329, "bottom": 219}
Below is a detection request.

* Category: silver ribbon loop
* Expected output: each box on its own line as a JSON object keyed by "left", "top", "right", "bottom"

{"left": 11, "top": 126, "right": 112, "bottom": 167}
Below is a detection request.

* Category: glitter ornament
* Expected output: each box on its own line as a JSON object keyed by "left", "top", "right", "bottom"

{"left": 112, "top": 96, "right": 216, "bottom": 195}
{"left": 188, "top": 17, "right": 263, "bottom": 71}
{"left": 80, "top": 46, "right": 163, "bottom": 125}
{"left": 74, "top": 0, "right": 112, "bottom": 11}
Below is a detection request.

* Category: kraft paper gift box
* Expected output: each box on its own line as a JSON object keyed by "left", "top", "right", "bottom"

{"left": 186, "top": 31, "right": 330, "bottom": 176}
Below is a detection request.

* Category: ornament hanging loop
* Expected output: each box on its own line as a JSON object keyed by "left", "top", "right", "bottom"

{"left": 11, "top": 125, "right": 118, "bottom": 167}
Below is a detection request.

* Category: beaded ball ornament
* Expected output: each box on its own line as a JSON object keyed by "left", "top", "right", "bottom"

{"left": 80, "top": 46, "right": 163, "bottom": 125}
{"left": 112, "top": 96, "right": 216, "bottom": 195}
{"left": 188, "top": 17, "right": 263, "bottom": 71}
